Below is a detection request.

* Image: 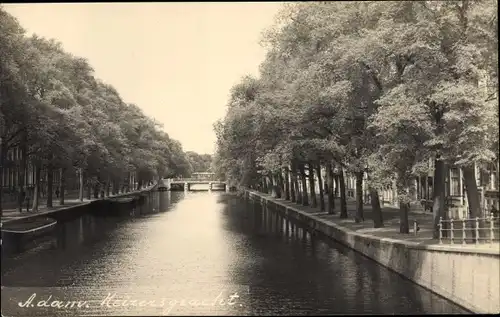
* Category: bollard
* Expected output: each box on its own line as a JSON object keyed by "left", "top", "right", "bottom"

{"left": 462, "top": 218, "right": 466, "bottom": 245}
{"left": 475, "top": 217, "right": 480, "bottom": 244}
{"left": 450, "top": 218, "right": 454, "bottom": 244}
{"left": 413, "top": 221, "right": 418, "bottom": 236}
{"left": 438, "top": 217, "right": 443, "bottom": 244}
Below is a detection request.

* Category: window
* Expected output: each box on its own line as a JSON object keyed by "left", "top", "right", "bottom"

{"left": 450, "top": 168, "right": 460, "bottom": 196}
{"left": 488, "top": 162, "right": 498, "bottom": 190}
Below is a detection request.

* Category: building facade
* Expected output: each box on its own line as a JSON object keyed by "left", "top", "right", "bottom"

{"left": 310, "top": 159, "right": 498, "bottom": 219}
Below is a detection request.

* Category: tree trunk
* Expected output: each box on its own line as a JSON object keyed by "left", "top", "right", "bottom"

{"left": 392, "top": 178, "right": 398, "bottom": 206}
{"left": 326, "top": 163, "right": 335, "bottom": 214}
{"left": 421, "top": 175, "right": 427, "bottom": 200}
{"left": 17, "top": 133, "right": 28, "bottom": 212}
{"left": 103, "top": 179, "right": 108, "bottom": 197}
{"left": 399, "top": 199, "right": 410, "bottom": 234}
{"left": 32, "top": 162, "right": 41, "bottom": 212}
{"left": 86, "top": 182, "right": 92, "bottom": 200}
{"left": 339, "top": 167, "right": 348, "bottom": 218}
{"left": 316, "top": 164, "right": 325, "bottom": 212}
{"left": 93, "top": 182, "right": 99, "bottom": 199}
{"left": 299, "top": 163, "right": 308, "bottom": 206}
{"left": 308, "top": 163, "right": 317, "bottom": 208}
{"left": 290, "top": 171, "right": 296, "bottom": 203}
{"left": 355, "top": 171, "right": 364, "bottom": 222}
{"left": 371, "top": 187, "right": 384, "bottom": 228}
{"left": 46, "top": 164, "right": 54, "bottom": 208}
{"left": 334, "top": 174, "right": 340, "bottom": 197}
{"left": 284, "top": 167, "right": 291, "bottom": 201}
{"left": 432, "top": 158, "right": 447, "bottom": 238}
{"left": 59, "top": 168, "right": 65, "bottom": 206}
{"left": 397, "top": 176, "right": 410, "bottom": 234}
{"left": 290, "top": 162, "right": 298, "bottom": 203}
{"left": 274, "top": 173, "right": 282, "bottom": 199}
{"left": 463, "top": 165, "right": 481, "bottom": 218}
{"left": 0, "top": 141, "right": 5, "bottom": 216}
{"left": 268, "top": 175, "right": 275, "bottom": 197}
{"left": 99, "top": 179, "right": 105, "bottom": 198}
{"left": 106, "top": 177, "right": 111, "bottom": 197}
{"left": 463, "top": 165, "right": 483, "bottom": 239}
{"left": 294, "top": 171, "right": 301, "bottom": 204}
{"left": 78, "top": 168, "right": 84, "bottom": 201}
{"left": 366, "top": 173, "right": 383, "bottom": 228}
{"left": 113, "top": 180, "right": 118, "bottom": 195}
{"left": 278, "top": 171, "right": 285, "bottom": 199}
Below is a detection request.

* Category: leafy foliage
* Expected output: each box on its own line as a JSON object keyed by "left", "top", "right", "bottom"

{"left": 214, "top": 1, "right": 498, "bottom": 231}
{"left": 0, "top": 7, "right": 198, "bottom": 212}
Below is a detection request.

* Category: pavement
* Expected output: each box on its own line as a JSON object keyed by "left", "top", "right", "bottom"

{"left": 1, "top": 185, "right": 156, "bottom": 224}
{"left": 257, "top": 191, "right": 500, "bottom": 251}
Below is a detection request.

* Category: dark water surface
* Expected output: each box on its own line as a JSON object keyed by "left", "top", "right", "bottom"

{"left": 1, "top": 191, "right": 470, "bottom": 316}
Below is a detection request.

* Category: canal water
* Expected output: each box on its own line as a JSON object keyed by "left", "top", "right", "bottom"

{"left": 1, "top": 191, "right": 469, "bottom": 316}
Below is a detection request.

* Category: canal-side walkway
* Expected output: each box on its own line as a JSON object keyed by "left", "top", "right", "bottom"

{"left": 249, "top": 190, "right": 500, "bottom": 252}
{"left": 247, "top": 190, "right": 500, "bottom": 314}
{"left": 1, "top": 185, "right": 157, "bottom": 224}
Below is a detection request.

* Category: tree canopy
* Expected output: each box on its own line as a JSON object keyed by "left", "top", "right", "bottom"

{"left": 214, "top": 1, "right": 498, "bottom": 233}
{"left": 0, "top": 7, "right": 198, "bottom": 213}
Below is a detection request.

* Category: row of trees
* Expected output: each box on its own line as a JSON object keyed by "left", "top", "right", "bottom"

{"left": 214, "top": 1, "right": 498, "bottom": 236}
{"left": 0, "top": 7, "right": 195, "bottom": 215}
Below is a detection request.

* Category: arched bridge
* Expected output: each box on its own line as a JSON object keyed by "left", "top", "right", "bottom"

{"left": 158, "top": 178, "right": 228, "bottom": 192}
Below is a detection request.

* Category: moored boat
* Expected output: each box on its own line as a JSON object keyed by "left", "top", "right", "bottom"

{"left": 2, "top": 217, "right": 57, "bottom": 238}
{"left": 1, "top": 217, "right": 58, "bottom": 253}
{"left": 108, "top": 197, "right": 135, "bottom": 204}
{"left": 91, "top": 196, "right": 139, "bottom": 217}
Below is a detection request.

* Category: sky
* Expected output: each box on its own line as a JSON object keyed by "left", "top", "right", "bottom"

{"left": 3, "top": 2, "right": 283, "bottom": 155}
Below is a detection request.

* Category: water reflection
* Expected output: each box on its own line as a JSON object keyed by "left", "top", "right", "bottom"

{"left": 1, "top": 191, "right": 469, "bottom": 316}
{"left": 231, "top": 197, "right": 469, "bottom": 315}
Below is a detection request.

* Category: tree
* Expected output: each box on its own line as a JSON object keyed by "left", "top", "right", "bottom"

{"left": 213, "top": 0, "right": 498, "bottom": 238}
{"left": 0, "top": 7, "right": 191, "bottom": 214}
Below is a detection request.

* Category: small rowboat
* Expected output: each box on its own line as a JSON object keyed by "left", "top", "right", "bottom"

{"left": 1, "top": 217, "right": 58, "bottom": 253}
{"left": 2, "top": 217, "right": 57, "bottom": 237}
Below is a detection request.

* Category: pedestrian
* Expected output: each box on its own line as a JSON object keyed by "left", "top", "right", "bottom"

{"left": 55, "top": 188, "right": 60, "bottom": 199}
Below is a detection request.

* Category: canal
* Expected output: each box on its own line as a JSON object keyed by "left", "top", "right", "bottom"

{"left": 1, "top": 191, "right": 469, "bottom": 316}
